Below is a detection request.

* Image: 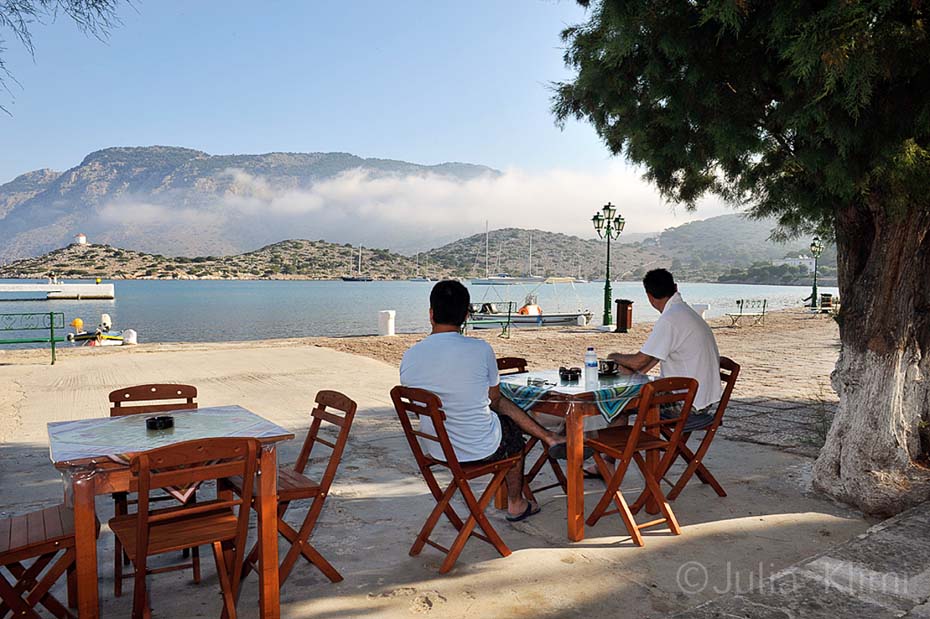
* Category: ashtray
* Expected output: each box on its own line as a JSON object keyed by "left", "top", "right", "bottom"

{"left": 559, "top": 366, "right": 582, "bottom": 381}
{"left": 145, "top": 416, "right": 174, "bottom": 431}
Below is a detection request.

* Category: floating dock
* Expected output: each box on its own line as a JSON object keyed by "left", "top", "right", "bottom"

{"left": 0, "top": 283, "right": 115, "bottom": 300}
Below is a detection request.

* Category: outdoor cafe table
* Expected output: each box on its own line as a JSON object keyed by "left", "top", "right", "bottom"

{"left": 500, "top": 370, "right": 654, "bottom": 542}
{"left": 47, "top": 405, "right": 295, "bottom": 619}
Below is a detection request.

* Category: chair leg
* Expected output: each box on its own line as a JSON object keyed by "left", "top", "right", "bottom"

{"left": 633, "top": 453, "right": 681, "bottom": 535}
{"left": 66, "top": 560, "right": 77, "bottom": 610}
{"left": 191, "top": 545, "right": 201, "bottom": 584}
{"left": 411, "top": 482, "right": 458, "bottom": 557}
{"left": 213, "top": 542, "right": 237, "bottom": 619}
{"left": 131, "top": 555, "right": 148, "bottom": 619}
{"left": 278, "top": 494, "right": 342, "bottom": 585}
{"left": 670, "top": 432, "right": 727, "bottom": 499}
{"left": 586, "top": 454, "right": 644, "bottom": 547}
{"left": 439, "top": 469, "right": 511, "bottom": 574}
{"left": 26, "top": 548, "right": 75, "bottom": 619}
{"left": 0, "top": 571, "right": 36, "bottom": 618}
{"left": 278, "top": 520, "right": 343, "bottom": 584}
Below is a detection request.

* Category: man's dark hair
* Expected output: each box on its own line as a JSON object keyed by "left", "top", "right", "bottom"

{"left": 430, "top": 280, "right": 471, "bottom": 326}
{"left": 642, "top": 268, "right": 677, "bottom": 299}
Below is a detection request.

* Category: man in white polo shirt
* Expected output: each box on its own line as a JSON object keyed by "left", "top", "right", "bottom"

{"left": 609, "top": 268, "right": 722, "bottom": 424}
{"left": 400, "top": 280, "right": 566, "bottom": 522}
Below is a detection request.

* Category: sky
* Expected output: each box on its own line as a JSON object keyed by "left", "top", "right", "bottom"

{"left": 0, "top": 0, "right": 733, "bottom": 239}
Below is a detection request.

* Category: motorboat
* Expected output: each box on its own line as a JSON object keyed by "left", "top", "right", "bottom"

{"left": 468, "top": 277, "right": 593, "bottom": 328}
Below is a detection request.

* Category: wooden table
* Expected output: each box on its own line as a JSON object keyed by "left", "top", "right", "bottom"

{"left": 47, "top": 405, "right": 294, "bottom": 618}
{"left": 500, "top": 371, "right": 653, "bottom": 542}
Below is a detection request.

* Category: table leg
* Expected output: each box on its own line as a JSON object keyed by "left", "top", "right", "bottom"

{"left": 565, "top": 402, "right": 585, "bottom": 542}
{"left": 73, "top": 473, "right": 99, "bottom": 618}
{"left": 257, "top": 446, "right": 281, "bottom": 619}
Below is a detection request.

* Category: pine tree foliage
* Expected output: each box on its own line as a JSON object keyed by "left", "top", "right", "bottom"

{"left": 554, "top": 1, "right": 930, "bottom": 239}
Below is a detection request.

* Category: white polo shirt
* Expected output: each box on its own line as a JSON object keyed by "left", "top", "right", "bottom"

{"left": 640, "top": 292, "right": 722, "bottom": 410}
{"left": 399, "top": 332, "right": 502, "bottom": 462}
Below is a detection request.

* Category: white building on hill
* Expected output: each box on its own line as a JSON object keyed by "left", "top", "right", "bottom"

{"left": 771, "top": 255, "right": 814, "bottom": 271}
{"left": 74, "top": 233, "right": 87, "bottom": 246}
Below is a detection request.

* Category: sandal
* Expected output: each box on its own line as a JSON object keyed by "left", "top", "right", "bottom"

{"left": 506, "top": 501, "right": 541, "bottom": 522}
{"left": 582, "top": 468, "right": 603, "bottom": 480}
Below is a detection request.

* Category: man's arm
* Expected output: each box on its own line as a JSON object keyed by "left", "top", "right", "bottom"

{"left": 608, "top": 351, "right": 659, "bottom": 374}
{"left": 489, "top": 385, "right": 562, "bottom": 447}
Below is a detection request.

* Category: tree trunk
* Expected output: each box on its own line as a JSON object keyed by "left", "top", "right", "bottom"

{"left": 812, "top": 201, "right": 930, "bottom": 515}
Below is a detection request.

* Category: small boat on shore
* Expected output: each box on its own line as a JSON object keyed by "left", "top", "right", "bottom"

{"left": 469, "top": 277, "right": 593, "bottom": 328}
{"left": 67, "top": 314, "right": 137, "bottom": 346}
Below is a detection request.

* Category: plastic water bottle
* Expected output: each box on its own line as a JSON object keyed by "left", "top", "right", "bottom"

{"left": 584, "top": 346, "right": 598, "bottom": 391}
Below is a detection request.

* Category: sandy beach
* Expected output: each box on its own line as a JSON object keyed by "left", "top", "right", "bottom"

{"left": 0, "top": 309, "right": 868, "bottom": 618}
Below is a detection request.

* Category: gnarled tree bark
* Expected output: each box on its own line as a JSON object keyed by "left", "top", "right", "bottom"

{"left": 812, "top": 202, "right": 930, "bottom": 515}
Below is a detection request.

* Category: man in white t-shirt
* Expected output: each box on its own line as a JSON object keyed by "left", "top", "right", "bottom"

{"left": 609, "top": 268, "right": 722, "bottom": 423}
{"left": 400, "top": 280, "right": 565, "bottom": 522}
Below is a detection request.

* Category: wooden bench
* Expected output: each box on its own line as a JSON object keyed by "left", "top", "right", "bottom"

{"left": 0, "top": 312, "right": 66, "bottom": 364}
{"left": 726, "top": 299, "right": 767, "bottom": 326}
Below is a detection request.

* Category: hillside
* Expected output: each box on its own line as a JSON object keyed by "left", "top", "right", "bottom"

{"left": 427, "top": 227, "right": 668, "bottom": 280}
{"left": 0, "top": 215, "right": 836, "bottom": 284}
{"left": 0, "top": 146, "right": 498, "bottom": 262}
{"left": 0, "top": 240, "right": 446, "bottom": 281}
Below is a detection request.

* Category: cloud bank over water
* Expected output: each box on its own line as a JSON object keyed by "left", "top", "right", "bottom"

{"left": 98, "top": 163, "right": 734, "bottom": 253}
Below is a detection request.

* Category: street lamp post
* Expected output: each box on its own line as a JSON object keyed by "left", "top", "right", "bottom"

{"left": 809, "top": 236, "right": 824, "bottom": 310}
{"left": 592, "top": 201, "right": 625, "bottom": 326}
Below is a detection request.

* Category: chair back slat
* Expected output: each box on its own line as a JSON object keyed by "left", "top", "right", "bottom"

{"left": 391, "top": 386, "right": 463, "bottom": 474}
{"left": 109, "top": 383, "right": 198, "bottom": 417}
{"left": 130, "top": 460, "right": 246, "bottom": 492}
{"left": 292, "top": 391, "right": 357, "bottom": 501}
{"left": 496, "top": 357, "right": 528, "bottom": 375}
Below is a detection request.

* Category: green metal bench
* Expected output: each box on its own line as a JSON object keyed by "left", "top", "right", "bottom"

{"left": 726, "top": 299, "right": 767, "bottom": 326}
{"left": 0, "top": 312, "right": 66, "bottom": 364}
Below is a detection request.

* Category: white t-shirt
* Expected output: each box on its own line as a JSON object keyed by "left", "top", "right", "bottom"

{"left": 640, "top": 292, "right": 723, "bottom": 410}
{"left": 399, "top": 332, "right": 502, "bottom": 462}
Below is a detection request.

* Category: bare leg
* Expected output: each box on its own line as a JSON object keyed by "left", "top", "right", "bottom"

{"left": 492, "top": 395, "right": 564, "bottom": 449}
{"left": 503, "top": 454, "right": 534, "bottom": 518}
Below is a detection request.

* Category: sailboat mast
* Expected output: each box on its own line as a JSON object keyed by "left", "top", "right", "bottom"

{"left": 485, "top": 221, "right": 490, "bottom": 278}
{"left": 528, "top": 233, "right": 533, "bottom": 276}
{"left": 357, "top": 244, "right": 362, "bottom": 275}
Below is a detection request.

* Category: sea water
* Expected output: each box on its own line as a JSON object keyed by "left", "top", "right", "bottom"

{"left": 0, "top": 279, "right": 839, "bottom": 346}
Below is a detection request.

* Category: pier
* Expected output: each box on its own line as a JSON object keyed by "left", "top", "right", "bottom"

{"left": 0, "top": 283, "right": 115, "bottom": 300}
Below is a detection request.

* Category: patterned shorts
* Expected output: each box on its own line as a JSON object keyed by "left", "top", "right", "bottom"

{"left": 463, "top": 414, "right": 526, "bottom": 465}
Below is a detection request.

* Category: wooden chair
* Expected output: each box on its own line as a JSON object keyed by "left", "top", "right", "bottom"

{"left": 493, "top": 357, "right": 568, "bottom": 509}
{"left": 108, "top": 437, "right": 259, "bottom": 619}
{"left": 223, "top": 390, "right": 357, "bottom": 586}
{"left": 584, "top": 377, "right": 698, "bottom": 546}
{"left": 495, "top": 357, "right": 527, "bottom": 375}
{"left": 656, "top": 357, "right": 741, "bottom": 501}
{"left": 107, "top": 384, "right": 200, "bottom": 597}
{"left": 0, "top": 504, "right": 83, "bottom": 619}
{"left": 391, "top": 386, "right": 519, "bottom": 574}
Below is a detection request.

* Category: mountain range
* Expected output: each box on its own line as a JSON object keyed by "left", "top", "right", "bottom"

{"left": 0, "top": 146, "right": 496, "bottom": 263}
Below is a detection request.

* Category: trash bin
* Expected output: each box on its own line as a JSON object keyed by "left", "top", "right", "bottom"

{"left": 615, "top": 299, "right": 633, "bottom": 333}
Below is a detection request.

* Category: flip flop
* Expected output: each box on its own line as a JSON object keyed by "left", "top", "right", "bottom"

{"left": 506, "top": 502, "right": 541, "bottom": 522}
{"left": 547, "top": 442, "right": 594, "bottom": 461}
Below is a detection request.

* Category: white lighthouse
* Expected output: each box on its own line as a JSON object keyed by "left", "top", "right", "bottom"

{"left": 74, "top": 233, "right": 87, "bottom": 246}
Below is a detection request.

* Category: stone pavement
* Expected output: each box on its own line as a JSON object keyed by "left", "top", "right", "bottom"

{"left": 674, "top": 501, "right": 930, "bottom": 618}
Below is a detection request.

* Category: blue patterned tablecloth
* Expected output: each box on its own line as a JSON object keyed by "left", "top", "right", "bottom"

{"left": 500, "top": 370, "right": 651, "bottom": 424}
